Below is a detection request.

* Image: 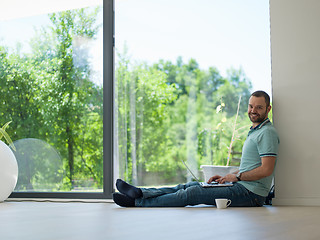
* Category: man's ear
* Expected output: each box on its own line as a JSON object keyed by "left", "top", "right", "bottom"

{"left": 267, "top": 105, "right": 272, "bottom": 114}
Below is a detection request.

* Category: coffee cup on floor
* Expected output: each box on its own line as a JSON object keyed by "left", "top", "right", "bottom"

{"left": 215, "top": 199, "right": 231, "bottom": 209}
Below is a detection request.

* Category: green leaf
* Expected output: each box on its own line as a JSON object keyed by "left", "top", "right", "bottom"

{"left": 0, "top": 122, "right": 16, "bottom": 151}
{"left": 2, "top": 121, "right": 12, "bottom": 131}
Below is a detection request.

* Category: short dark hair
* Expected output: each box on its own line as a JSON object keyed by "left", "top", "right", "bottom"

{"left": 251, "top": 90, "right": 270, "bottom": 107}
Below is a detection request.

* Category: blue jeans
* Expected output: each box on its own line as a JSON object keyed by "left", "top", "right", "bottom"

{"left": 135, "top": 182, "right": 266, "bottom": 207}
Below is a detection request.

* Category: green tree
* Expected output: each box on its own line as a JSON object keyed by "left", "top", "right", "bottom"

{"left": 0, "top": 7, "right": 103, "bottom": 190}
{"left": 0, "top": 47, "right": 43, "bottom": 142}
{"left": 46, "top": 8, "right": 102, "bottom": 188}
{"left": 116, "top": 55, "right": 253, "bottom": 185}
{"left": 214, "top": 67, "right": 252, "bottom": 117}
{"left": 115, "top": 53, "right": 177, "bottom": 185}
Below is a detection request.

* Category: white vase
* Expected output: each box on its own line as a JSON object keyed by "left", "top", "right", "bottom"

{"left": 0, "top": 140, "right": 18, "bottom": 202}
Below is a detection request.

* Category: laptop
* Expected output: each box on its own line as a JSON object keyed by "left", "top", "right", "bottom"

{"left": 181, "top": 158, "right": 233, "bottom": 187}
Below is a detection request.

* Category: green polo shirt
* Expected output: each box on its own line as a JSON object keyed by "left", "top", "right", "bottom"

{"left": 238, "top": 118, "right": 280, "bottom": 197}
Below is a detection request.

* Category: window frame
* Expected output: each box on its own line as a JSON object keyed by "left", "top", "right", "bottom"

{"left": 9, "top": 0, "right": 114, "bottom": 200}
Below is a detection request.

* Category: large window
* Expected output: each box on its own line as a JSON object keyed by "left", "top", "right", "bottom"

{"left": 114, "top": 0, "right": 271, "bottom": 187}
{"left": 1, "top": 0, "right": 271, "bottom": 198}
{"left": 1, "top": 0, "right": 113, "bottom": 198}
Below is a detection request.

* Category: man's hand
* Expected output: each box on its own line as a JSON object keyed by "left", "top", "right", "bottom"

{"left": 215, "top": 174, "right": 238, "bottom": 183}
{"left": 207, "top": 174, "right": 238, "bottom": 183}
{"left": 207, "top": 175, "right": 222, "bottom": 183}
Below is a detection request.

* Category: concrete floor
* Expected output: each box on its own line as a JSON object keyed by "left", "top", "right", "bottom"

{"left": 1, "top": 200, "right": 320, "bottom": 240}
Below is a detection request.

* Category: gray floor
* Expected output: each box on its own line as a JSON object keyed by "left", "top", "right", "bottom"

{"left": 1, "top": 200, "right": 320, "bottom": 240}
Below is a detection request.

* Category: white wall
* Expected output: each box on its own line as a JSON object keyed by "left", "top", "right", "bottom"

{"left": 270, "top": 0, "right": 320, "bottom": 206}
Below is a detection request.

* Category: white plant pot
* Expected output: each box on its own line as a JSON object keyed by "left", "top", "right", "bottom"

{"left": 0, "top": 140, "right": 18, "bottom": 202}
{"left": 200, "top": 165, "right": 239, "bottom": 182}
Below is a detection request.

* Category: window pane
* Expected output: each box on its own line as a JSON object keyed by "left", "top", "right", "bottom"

{"left": 0, "top": 2, "right": 103, "bottom": 192}
{"left": 114, "top": 0, "right": 271, "bottom": 187}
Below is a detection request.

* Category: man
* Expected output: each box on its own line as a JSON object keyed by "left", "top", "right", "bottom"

{"left": 113, "top": 90, "right": 280, "bottom": 207}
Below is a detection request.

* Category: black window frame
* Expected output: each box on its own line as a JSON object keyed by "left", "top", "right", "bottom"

{"left": 9, "top": 0, "right": 114, "bottom": 200}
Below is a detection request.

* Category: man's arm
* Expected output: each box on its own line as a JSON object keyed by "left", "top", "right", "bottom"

{"left": 217, "top": 156, "right": 276, "bottom": 183}
{"left": 239, "top": 156, "right": 276, "bottom": 181}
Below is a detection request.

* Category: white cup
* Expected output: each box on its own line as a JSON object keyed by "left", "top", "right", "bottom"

{"left": 215, "top": 198, "right": 232, "bottom": 209}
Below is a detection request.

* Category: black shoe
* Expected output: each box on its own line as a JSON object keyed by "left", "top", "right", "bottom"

{"left": 116, "top": 179, "right": 142, "bottom": 199}
{"left": 112, "top": 192, "right": 135, "bottom": 207}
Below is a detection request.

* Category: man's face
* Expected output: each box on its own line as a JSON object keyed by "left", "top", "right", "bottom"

{"left": 248, "top": 96, "right": 271, "bottom": 126}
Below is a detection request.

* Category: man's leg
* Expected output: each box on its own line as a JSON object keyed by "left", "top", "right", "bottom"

{"left": 141, "top": 181, "right": 199, "bottom": 199}
{"left": 113, "top": 179, "right": 199, "bottom": 207}
{"left": 116, "top": 179, "right": 143, "bottom": 199}
{"left": 135, "top": 183, "right": 265, "bottom": 207}
{"left": 136, "top": 184, "right": 224, "bottom": 207}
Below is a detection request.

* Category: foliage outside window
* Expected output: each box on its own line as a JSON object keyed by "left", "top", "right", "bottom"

{"left": 0, "top": 6, "right": 103, "bottom": 192}
{"left": 114, "top": 0, "right": 272, "bottom": 187}
{"left": 115, "top": 51, "right": 252, "bottom": 186}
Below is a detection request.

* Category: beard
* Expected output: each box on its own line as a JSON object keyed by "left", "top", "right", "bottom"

{"left": 248, "top": 110, "right": 268, "bottom": 124}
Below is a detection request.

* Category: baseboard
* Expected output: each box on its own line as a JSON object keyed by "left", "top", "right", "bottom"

{"left": 273, "top": 197, "right": 320, "bottom": 206}
{"left": 6, "top": 198, "right": 113, "bottom": 203}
